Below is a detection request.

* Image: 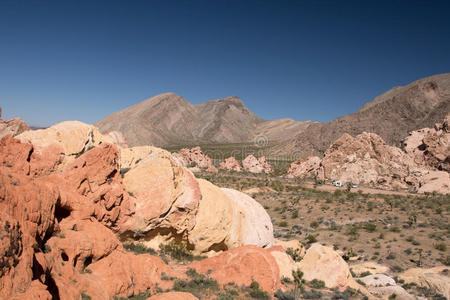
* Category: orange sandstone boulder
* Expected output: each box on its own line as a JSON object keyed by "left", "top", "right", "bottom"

{"left": 188, "top": 245, "right": 281, "bottom": 293}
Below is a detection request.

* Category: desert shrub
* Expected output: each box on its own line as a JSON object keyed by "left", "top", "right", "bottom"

{"left": 302, "top": 290, "right": 323, "bottom": 299}
{"left": 159, "top": 241, "right": 201, "bottom": 262}
{"left": 173, "top": 270, "right": 218, "bottom": 294}
{"left": 274, "top": 289, "right": 295, "bottom": 300}
{"left": 120, "top": 168, "right": 131, "bottom": 178}
{"left": 310, "top": 221, "right": 319, "bottom": 228}
{"left": 114, "top": 290, "right": 152, "bottom": 300}
{"left": 279, "top": 221, "right": 288, "bottom": 227}
{"left": 359, "top": 271, "right": 371, "bottom": 277}
{"left": 286, "top": 247, "right": 303, "bottom": 262}
{"left": 247, "top": 281, "right": 270, "bottom": 299}
{"left": 307, "top": 279, "right": 325, "bottom": 289}
{"left": 306, "top": 234, "right": 317, "bottom": 243}
{"left": 123, "top": 243, "right": 157, "bottom": 255}
{"left": 363, "top": 223, "right": 377, "bottom": 232}
{"left": 434, "top": 243, "right": 447, "bottom": 252}
{"left": 81, "top": 292, "right": 91, "bottom": 300}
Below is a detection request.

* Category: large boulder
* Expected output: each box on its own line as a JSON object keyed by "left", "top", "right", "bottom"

{"left": 298, "top": 243, "right": 354, "bottom": 290}
{"left": 122, "top": 149, "right": 275, "bottom": 253}
{"left": 188, "top": 245, "right": 281, "bottom": 293}
{"left": 359, "top": 274, "right": 414, "bottom": 300}
{"left": 123, "top": 148, "right": 201, "bottom": 240}
{"left": 219, "top": 156, "right": 242, "bottom": 172}
{"left": 399, "top": 266, "right": 450, "bottom": 299}
{"left": 221, "top": 188, "right": 274, "bottom": 249}
{"left": 119, "top": 146, "right": 155, "bottom": 169}
{"left": 188, "top": 179, "right": 233, "bottom": 253}
{"left": 242, "top": 155, "right": 272, "bottom": 174}
{"left": 171, "top": 146, "right": 218, "bottom": 173}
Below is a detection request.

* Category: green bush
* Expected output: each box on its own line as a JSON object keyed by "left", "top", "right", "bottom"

{"left": 248, "top": 281, "right": 270, "bottom": 300}
{"left": 123, "top": 243, "right": 157, "bottom": 255}
{"left": 434, "top": 243, "right": 447, "bottom": 252}
{"left": 307, "top": 279, "right": 325, "bottom": 289}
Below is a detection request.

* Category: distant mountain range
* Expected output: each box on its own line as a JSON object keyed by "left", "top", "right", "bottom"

{"left": 95, "top": 93, "right": 315, "bottom": 148}
{"left": 96, "top": 73, "right": 450, "bottom": 158}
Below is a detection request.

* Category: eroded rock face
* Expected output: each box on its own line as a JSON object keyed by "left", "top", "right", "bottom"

{"left": 404, "top": 114, "right": 450, "bottom": 172}
{"left": 17, "top": 121, "right": 115, "bottom": 169}
{"left": 320, "top": 132, "right": 414, "bottom": 187}
{"left": 0, "top": 106, "right": 30, "bottom": 139}
{"left": 122, "top": 150, "right": 274, "bottom": 254}
{"left": 242, "top": 155, "right": 272, "bottom": 174}
{"left": 172, "top": 146, "right": 218, "bottom": 173}
{"left": 123, "top": 148, "right": 201, "bottom": 241}
{"left": 219, "top": 156, "right": 242, "bottom": 172}
{"left": 0, "top": 136, "right": 166, "bottom": 299}
{"left": 286, "top": 156, "right": 321, "bottom": 178}
{"left": 188, "top": 245, "right": 281, "bottom": 293}
{"left": 319, "top": 131, "right": 450, "bottom": 193}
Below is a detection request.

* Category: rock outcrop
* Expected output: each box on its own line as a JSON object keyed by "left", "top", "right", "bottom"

{"left": 358, "top": 274, "right": 414, "bottom": 300}
{"left": 286, "top": 156, "right": 321, "bottom": 178}
{"left": 242, "top": 155, "right": 272, "bottom": 174}
{"left": 121, "top": 147, "right": 274, "bottom": 254}
{"left": 287, "top": 118, "right": 450, "bottom": 194}
{"left": 188, "top": 245, "right": 281, "bottom": 293}
{"left": 403, "top": 113, "right": 450, "bottom": 172}
{"left": 0, "top": 106, "right": 30, "bottom": 139}
{"left": 399, "top": 266, "right": 450, "bottom": 299}
{"left": 172, "top": 146, "right": 218, "bottom": 173}
{"left": 219, "top": 156, "right": 241, "bottom": 172}
{"left": 16, "top": 121, "right": 116, "bottom": 169}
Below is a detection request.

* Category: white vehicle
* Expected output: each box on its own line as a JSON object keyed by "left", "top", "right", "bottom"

{"left": 332, "top": 181, "right": 343, "bottom": 187}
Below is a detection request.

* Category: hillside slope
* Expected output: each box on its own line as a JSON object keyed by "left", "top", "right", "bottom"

{"left": 288, "top": 73, "right": 450, "bottom": 157}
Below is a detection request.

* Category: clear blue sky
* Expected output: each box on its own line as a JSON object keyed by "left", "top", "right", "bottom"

{"left": 1, "top": 0, "right": 449, "bottom": 126}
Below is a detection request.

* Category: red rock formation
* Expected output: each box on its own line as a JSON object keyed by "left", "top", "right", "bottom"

{"left": 242, "top": 155, "right": 272, "bottom": 174}
{"left": 219, "top": 156, "right": 241, "bottom": 171}
{"left": 172, "top": 146, "right": 218, "bottom": 173}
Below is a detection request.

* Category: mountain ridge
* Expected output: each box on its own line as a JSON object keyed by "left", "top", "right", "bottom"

{"left": 96, "top": 73, "right": 450, "bottom": 158}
